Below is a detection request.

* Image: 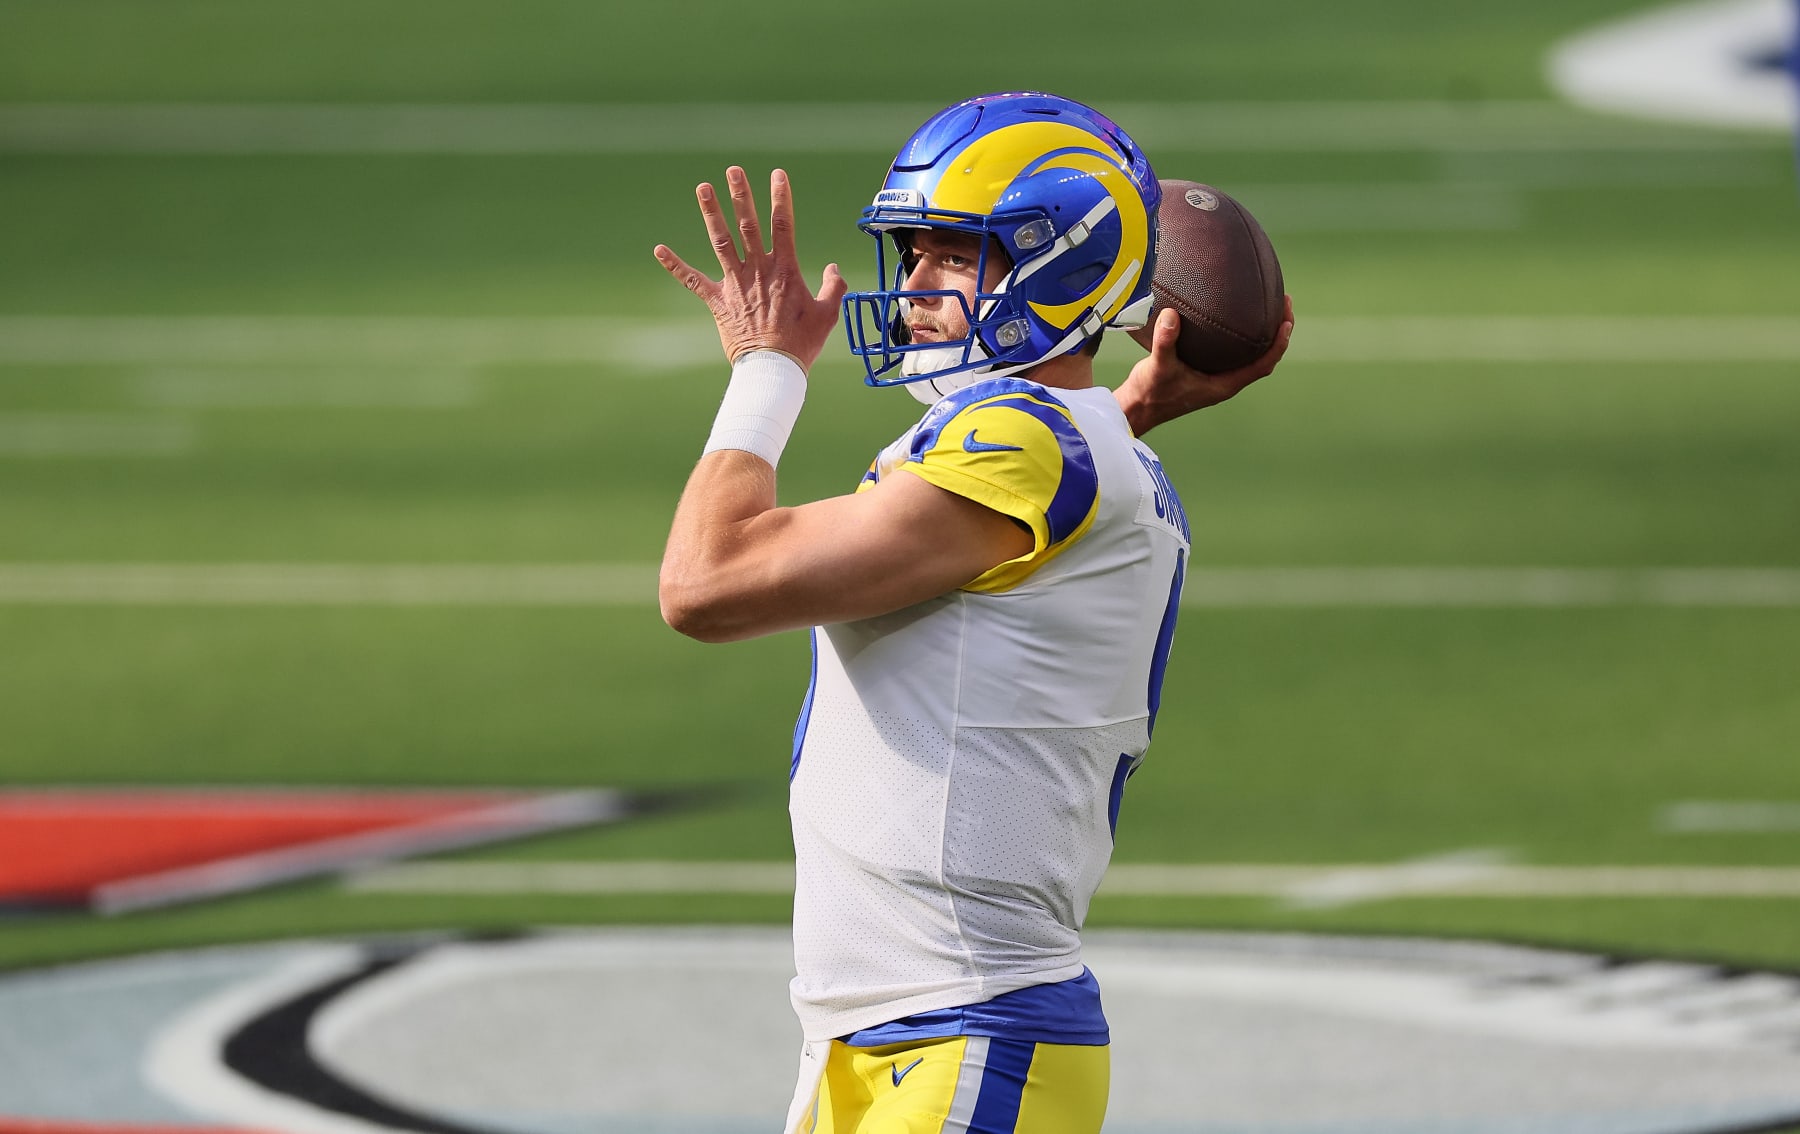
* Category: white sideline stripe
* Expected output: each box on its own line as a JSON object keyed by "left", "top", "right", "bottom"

{"left": 343, "top": 860, "right": 1800, "bottom": 899}
{"left": 1224, "top": 183, "right": 1525, "bottom": 232}
{"left": 1298, "top": 316, "right": 1800, "bottom": 362}
{"left": 0, "top": 316, "right": 722, "bottom": 369}
{"left": 0, "top": 564, "right": 660, "bottom": 606}
{"left": 0, "top": 101, "right": 1776, "bottom": 155}
{"left": 135, "top": 367, "right": 482, "bottom": 409}
{"left": 1279, "top": 848, "right": 1515, "bottom": 909}
{"left": 6, "top": 315, "right": 1800, "bottom": 367}
{"left": 345, "top": 861, "right": 803, "bottom": 895}
{"left": 1434, "top": 148, "right": 1788, "bottom": 187}
{"left": 0, "top": 414, "right": 193, "bottom": 457}
{"left": 1178, "top": 568, "right": 1800, "bottom": 607}
{"left": 97, "top": 789, "right": 631, "bottom": 915}
{"left": 1661, "top": 801, "right": 1800, "bottom": 832}
{"left": 2, "top": 565, "right": 1800, "bottom": 607}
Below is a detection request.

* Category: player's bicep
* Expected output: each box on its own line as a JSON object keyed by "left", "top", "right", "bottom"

{"left": 746, "top": 472, "right": 1032, "bottom": 628}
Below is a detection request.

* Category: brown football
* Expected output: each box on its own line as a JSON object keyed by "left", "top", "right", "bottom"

{"left": 1127, "top": 180, "right": 1284, "bottom": 374}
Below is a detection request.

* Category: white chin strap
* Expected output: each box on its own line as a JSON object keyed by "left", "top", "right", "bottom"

{"left": 901, "top": 319, "right": 1103, "bottom": 403}
{"left": 897, "top": 292, "right": 1007, "bottom": 405}
{"left": 901, "top": 346, "right": 992, "bottom": 404}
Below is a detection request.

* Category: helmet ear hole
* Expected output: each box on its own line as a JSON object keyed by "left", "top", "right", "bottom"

{"left": 1059, "top": 264, "right": 1106, "bottom": 293}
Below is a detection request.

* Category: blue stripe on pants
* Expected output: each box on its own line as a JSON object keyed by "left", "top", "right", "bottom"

{"left": 967, "top": 1038, "right": 1037, "bottom": 1133}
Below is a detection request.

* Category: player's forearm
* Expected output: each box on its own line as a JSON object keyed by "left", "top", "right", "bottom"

{"left": 660, "top": 346, "right": 815, "bottom": 641}
{"left": 659, "top": 477, "right": 884, "bottom": 643}
{"left": 659, "top": 451, "right": 785, "bottom": 642}
{"left": 1113, "top": 380, "right": 1157, "bottom": 437}
{"left": 1113, "top": 377, "right": 1197, "bottom": 437}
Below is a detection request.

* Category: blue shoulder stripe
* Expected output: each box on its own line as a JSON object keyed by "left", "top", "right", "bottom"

{"left": 907, "top": 376, "right": 1054, "bottom": 452}
{"left": 906, "top": 379, "right": 1098, "bottom": 547}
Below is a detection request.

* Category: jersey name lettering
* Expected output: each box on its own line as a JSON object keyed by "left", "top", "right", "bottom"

{"left": 1133, "top": 450, "right": 1190, "bottom": 542}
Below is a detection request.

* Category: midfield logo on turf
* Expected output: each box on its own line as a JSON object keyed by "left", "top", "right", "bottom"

{"left": 18, "top": 930, "right": 1800, "bottom": 1134}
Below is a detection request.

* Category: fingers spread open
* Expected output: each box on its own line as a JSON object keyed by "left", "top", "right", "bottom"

{"left": 726, "top": 166, "right": 766, "bottom": 259}
{"left": 661, "top": 165, "right": 844, "bottom": 368}
{"left": 818, "top": 262, "right": 848, "bottom": 308}
{"left": 653, "top": 244, "right": 719, "bottom": 303}
{"left": 769, "top": 169, "right": 799, "bottom": 264}
{"left": 697, "top": 181, "right": 742, "bottom": 272}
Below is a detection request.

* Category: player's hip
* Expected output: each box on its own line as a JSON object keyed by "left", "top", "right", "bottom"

{"left": 786, "top": 1034, "right": 1109, "bottom": 1134}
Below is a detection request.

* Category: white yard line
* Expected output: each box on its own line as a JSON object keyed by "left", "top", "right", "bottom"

{"left": 1433, "top": 147, "right": 1788, "bottom": 187}
{"left": 1277, "top": 849, "right": 1516, "bottom": 909}
{"left": 98, "top": 790, "right": 632, "bottom": 915}
{"left": 0, "top": 414, "right": 194, "bottom": 457}
{"left": 1661, "top": 801, "right": 1800, "bottom": 833}
{"left": 0, "top": 101, "right": 1771, "bottom": 156}
{"left": 343, "top": 859, "right": 1800, "bottom": 900}
{"left": 135, "top": 367, "right": 481, "bottom": 409}
{"left": 1179, "top": 568, "right": 1800, "bottom": 608}
{"left": 1220, "top": 183, "right": 1526, "bottom": 232}
{"left": 343, "top": 860, "right": 799, "bottom": 895}
{"left": 1298, "top": 316, "right": 1800, "bottom": 362}
{"left": 1, "top": 565, "right": 1798, "bottom": 607}
{"left": 0, "top": 564, "right": 659, "bottom": 606}
{"left": 0, "top": 315, "right": 721, "bottom": 369}
{"left": 6, "top": 315, "right": 1800, "bottom": 367}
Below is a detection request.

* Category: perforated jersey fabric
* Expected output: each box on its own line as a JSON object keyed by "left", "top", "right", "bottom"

{"left": 787, "top": 378, "right": 1192, "bottom": 1041}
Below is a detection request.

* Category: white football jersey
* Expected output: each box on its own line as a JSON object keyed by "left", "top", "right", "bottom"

{"left": 788, "top": 376, "right": 1192, "bottom": 1041}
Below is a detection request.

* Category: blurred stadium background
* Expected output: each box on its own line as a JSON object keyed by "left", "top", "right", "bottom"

{"left": 0, "top": 0, "right": 1797, "bottom": 1130}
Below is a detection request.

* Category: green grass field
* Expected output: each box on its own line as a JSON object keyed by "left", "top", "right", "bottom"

{"left": 2, "top": 0, "right": 1797, "bottom": 1008}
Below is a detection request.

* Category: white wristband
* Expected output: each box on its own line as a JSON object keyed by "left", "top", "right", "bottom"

{"left": 702, "top": 350, "right": 808, "bottom": 468}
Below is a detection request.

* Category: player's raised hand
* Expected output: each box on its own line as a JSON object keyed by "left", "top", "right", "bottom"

{"left": 654, "top": 166, "right": 847, "bottom": 371}
{"left": 1116, "top": 295, "right": 1295, "bottom": 436}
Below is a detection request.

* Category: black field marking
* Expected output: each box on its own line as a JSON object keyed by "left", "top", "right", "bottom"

{"left": 1481, "top": 955, "right": 1800, "bottom": 1057}
{"left": 221, "top": 943, "right": 512, "bottom": 1134}
{"left": 1685, "top": 1114, "right": 1800, "bottom": 1134}
{"left": 218, "top": 931, "right": 1800, "bottom": 1134}
{"left": 1745, "top": 44, "right": 1792, "bottom": 72}
{"left": 5, "top": 928, "right": 1799, "bottom": 1132}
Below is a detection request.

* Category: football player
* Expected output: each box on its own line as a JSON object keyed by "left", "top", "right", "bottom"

{"left": 654, "top": 92, "right": 1291, "bottom": 1134}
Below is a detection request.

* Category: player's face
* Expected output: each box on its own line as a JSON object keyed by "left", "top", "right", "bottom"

{"left": 899, "top": 230, "right": 1010, "bottom": 345}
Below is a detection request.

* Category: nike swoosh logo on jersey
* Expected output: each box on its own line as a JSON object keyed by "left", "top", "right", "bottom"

{"left": 891, "top": 1056, "right": 924, "bottom": 1086}
{"left": 962, "top": 429, "right": 1023, "bottom": 454}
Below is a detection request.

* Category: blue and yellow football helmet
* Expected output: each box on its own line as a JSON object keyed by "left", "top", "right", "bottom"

{"left": 843, "top": 92, "right": 1161, "bottom": 401}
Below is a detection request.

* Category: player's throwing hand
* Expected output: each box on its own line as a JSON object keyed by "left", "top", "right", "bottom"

{"left": 654, "top": 166, "right": 847, "bottom": 371}
{"left": 1115, "top": 295, "right": 1295, "bottom": 436}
